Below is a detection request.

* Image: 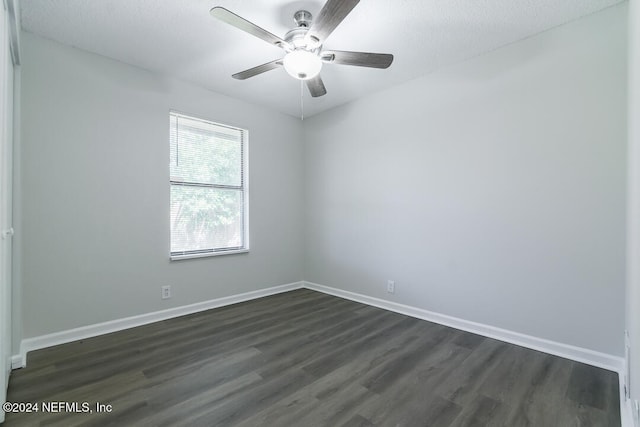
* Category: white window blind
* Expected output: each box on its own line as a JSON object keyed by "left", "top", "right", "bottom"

{"left": 170, "top": 112, "right": 248, "bottom": 259}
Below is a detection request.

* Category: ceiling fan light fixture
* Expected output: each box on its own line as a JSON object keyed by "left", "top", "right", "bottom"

{"left": 283, "top": 50, "right": 322, "bottom": 80}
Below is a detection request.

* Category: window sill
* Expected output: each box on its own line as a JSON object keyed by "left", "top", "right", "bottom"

{"left": 170, "top": 249, "right": 249, "bottom": 261}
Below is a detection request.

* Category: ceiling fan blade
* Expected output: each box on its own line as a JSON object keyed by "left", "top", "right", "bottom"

{"left": 306, "top": 75, "right": 327, "bottom": 97}
{"left": 211, "top": 7, "right": 290, "bottom": 49}
{"left": 306, "top": 0, "right": 360, "bottom": 44}
{"left": 232, "top": 59, "right": 283, "bottom": 80}
{"left": 321, "top": 50, "right": 393, "bottom": 69}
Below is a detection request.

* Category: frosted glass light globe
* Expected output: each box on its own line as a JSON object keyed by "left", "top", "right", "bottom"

{"left": 283, "top": 50, "right": 322, "bottom": 80}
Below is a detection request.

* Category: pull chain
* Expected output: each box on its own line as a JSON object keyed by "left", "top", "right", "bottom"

{"left": 300, "top": 79, "right": 304, "bottom": 121}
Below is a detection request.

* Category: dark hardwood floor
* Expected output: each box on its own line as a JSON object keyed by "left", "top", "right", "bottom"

{"left": 4, "top": 289, "right": 620, "bottom": 426}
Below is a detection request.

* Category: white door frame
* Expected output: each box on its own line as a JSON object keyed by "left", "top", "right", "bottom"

{"left": 0, "top": 0, "right": 18, "bottom": 422}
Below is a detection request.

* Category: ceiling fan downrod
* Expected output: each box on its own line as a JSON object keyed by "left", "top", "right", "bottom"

{"left": 293, "top": 10, "right": 312, "bottom": 28}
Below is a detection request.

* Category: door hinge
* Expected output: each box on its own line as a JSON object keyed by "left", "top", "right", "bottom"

{"left": 2, "top": 227, "right": 14, "bottom": 239}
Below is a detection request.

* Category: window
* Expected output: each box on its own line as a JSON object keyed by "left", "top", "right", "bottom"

{"left": 169, "top": 112, "right": 248, "bottom": 259}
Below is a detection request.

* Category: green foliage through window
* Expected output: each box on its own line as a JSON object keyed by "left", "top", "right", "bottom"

{"left": 170, "top": 113, "right": 247, "bottom": 257}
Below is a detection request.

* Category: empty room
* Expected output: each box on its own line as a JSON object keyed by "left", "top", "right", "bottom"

{"left": 1, "top": 0, "right": 639, "bottom": 425}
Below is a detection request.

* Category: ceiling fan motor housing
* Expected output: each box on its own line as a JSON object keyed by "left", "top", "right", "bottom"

{"left": 285, "top": 11, "right": 321, "bottom": 51}
{"left": 283, "top": 11, "right": 323, "bottom": 80}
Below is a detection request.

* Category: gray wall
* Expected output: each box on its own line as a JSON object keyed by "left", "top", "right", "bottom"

{"left": 19, "top": 4, "right": 628, "bottom": 361}
{"left": 20, "top": 33, "right": 304, "bottom": 338}
{"left": 304, "top": 4, "right": 627, "bottom": 355}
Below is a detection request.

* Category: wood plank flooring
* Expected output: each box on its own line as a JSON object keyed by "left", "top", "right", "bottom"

{"left": 4, "top": 289, "right": 621, "bottom": 426}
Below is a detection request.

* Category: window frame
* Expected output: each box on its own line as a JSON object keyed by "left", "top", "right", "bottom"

{"left": 169, "top": 111, "right": 249, "bottom": 261}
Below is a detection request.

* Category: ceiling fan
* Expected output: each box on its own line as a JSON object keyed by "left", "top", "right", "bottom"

{"left": 210, "top": 0, "right": 394, "bottom": 98}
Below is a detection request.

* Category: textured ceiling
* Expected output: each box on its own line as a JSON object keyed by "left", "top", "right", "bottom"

{"left": 20, "top": 0, "right": 623, "bottom": 118}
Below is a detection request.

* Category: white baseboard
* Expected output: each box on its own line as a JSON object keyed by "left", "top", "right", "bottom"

{"left": 13, "top": 281, "right": 304, "bottom": 367}
{"left": 15, "top": 280, "right": 624, "bottom": 373}
{"left": 11, "top": 354, "right": 25, "bottom": 369}
{"left": 11, "top": 280, "right": 631, "bottom": 424}
{"left": 303, "top": 281, "right": 624, "bottom": 372}
{"left": 304, "top": 282, "right": 636, "bottom": 425}
{"left": 620, "top": 384, "right": 636, "bottom": 427}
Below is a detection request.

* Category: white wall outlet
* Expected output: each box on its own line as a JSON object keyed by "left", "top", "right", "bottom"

{"left": 387, "top": 280, "right": 395, "bottom": 294}
{"left": 161, "top": 285, "right": 171, "bottom": 300}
